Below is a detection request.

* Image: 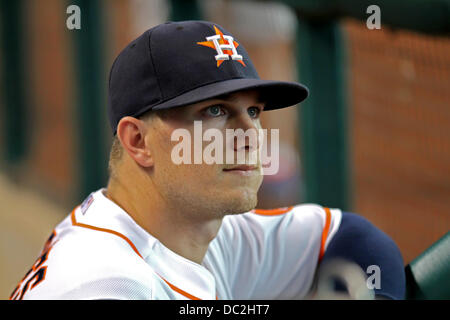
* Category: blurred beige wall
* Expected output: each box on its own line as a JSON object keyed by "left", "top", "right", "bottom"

{"left": 0, "top": 173, "right": 65, "bottom": 299}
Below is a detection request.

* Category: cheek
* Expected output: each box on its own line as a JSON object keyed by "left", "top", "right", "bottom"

{"left": 176, "top": 162, "right": 220, "bottom": 180}
{"left": 150, "top": 123, "right": 188, "bottom": 163}
{"left": 152, "top": 136, "right": 219, "bottom": 183}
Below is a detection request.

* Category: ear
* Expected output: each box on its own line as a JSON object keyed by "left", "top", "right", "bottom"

{"left": 116, "top": 116, "right": 154, "bottom": 167}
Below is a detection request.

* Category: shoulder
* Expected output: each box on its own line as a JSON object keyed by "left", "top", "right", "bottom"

{"left": 219, "top": 203, "right": 341, "bottom": 241}
{"left": 20, "top": 216, "right": 155, "bottom": 300}
{"left": 224, "top": 203, "right": 339, "bottom": 225}
{"left": 211, "top": 203, "right": 342, "bottom": 261}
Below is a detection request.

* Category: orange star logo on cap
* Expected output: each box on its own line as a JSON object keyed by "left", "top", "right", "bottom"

{"left": 197, "top": 25, "right": 246, "bottom": 68}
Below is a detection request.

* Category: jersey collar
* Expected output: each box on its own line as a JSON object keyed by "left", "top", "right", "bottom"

{"left": 73, "top": 188, "right": 217, "bottom": 300}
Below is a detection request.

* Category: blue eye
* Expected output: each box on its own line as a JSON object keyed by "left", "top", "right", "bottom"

{"left": 204, "top": 105, "right": 225, "bottom": 117}
{"left": 248, "top": 106, "right": 261, "bottom": 118}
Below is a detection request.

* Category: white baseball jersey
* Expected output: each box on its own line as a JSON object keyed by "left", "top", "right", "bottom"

{"left": 10, "top": 188, "right": 342, "bottom": 300}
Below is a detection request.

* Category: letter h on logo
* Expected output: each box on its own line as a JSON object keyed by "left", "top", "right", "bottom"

{"left": 206, "top": 34, "right": 243, "bottom": 61}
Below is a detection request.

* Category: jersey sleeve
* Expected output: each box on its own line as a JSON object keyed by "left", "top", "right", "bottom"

{"left": 204, "top": 204, "right": 342, "bottom": 299}
{"left": 321, "top": 211, "right": 406, "bottom": 300}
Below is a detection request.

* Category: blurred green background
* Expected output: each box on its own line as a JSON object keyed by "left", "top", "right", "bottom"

{"left": 0, "top": 0, "right": 449, "bottom": 299}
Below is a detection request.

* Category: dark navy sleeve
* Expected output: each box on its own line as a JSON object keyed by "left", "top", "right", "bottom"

{"left": 321, "top": 211, "right": 406, "bottom": 300}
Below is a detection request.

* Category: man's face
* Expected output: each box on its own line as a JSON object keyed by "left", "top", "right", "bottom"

{"left": 145, "top": 89, "right": 265, "bottom": 219}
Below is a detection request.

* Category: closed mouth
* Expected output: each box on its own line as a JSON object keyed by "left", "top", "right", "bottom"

{"left": 223, "top": 165, "right": 258, "bottom": 172}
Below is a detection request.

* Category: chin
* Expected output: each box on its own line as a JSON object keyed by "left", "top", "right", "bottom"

{"left": 223, "top": 188, "right": 259, "bottom": 215}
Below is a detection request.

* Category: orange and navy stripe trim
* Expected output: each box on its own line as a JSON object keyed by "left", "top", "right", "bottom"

{"left": 319, "top": 207, "right": 332, "bottom": 262}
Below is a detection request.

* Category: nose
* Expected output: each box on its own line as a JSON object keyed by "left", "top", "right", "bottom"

{"left": 230, "top": 113, "right": 261, "bottom": 152}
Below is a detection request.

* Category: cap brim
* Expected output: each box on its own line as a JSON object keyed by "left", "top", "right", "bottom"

{"left": 145, "top": 78, "right": 308, "bottom": 114}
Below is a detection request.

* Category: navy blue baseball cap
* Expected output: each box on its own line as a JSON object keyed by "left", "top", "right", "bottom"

{"left": 108, "top": 20, "right": 309, "bottom": 135}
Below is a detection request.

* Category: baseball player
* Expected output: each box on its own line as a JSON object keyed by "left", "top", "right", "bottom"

{"left": 10, "top": 21, "right": 405, "bottom": 300}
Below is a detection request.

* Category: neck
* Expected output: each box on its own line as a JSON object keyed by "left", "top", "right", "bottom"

{"left": 105, "top": 168, "right": 222, "bottom": 265}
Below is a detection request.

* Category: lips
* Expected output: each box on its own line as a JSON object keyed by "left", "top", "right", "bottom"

{"left": 223, "top": 165, "right": 258, "bottom": 172}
